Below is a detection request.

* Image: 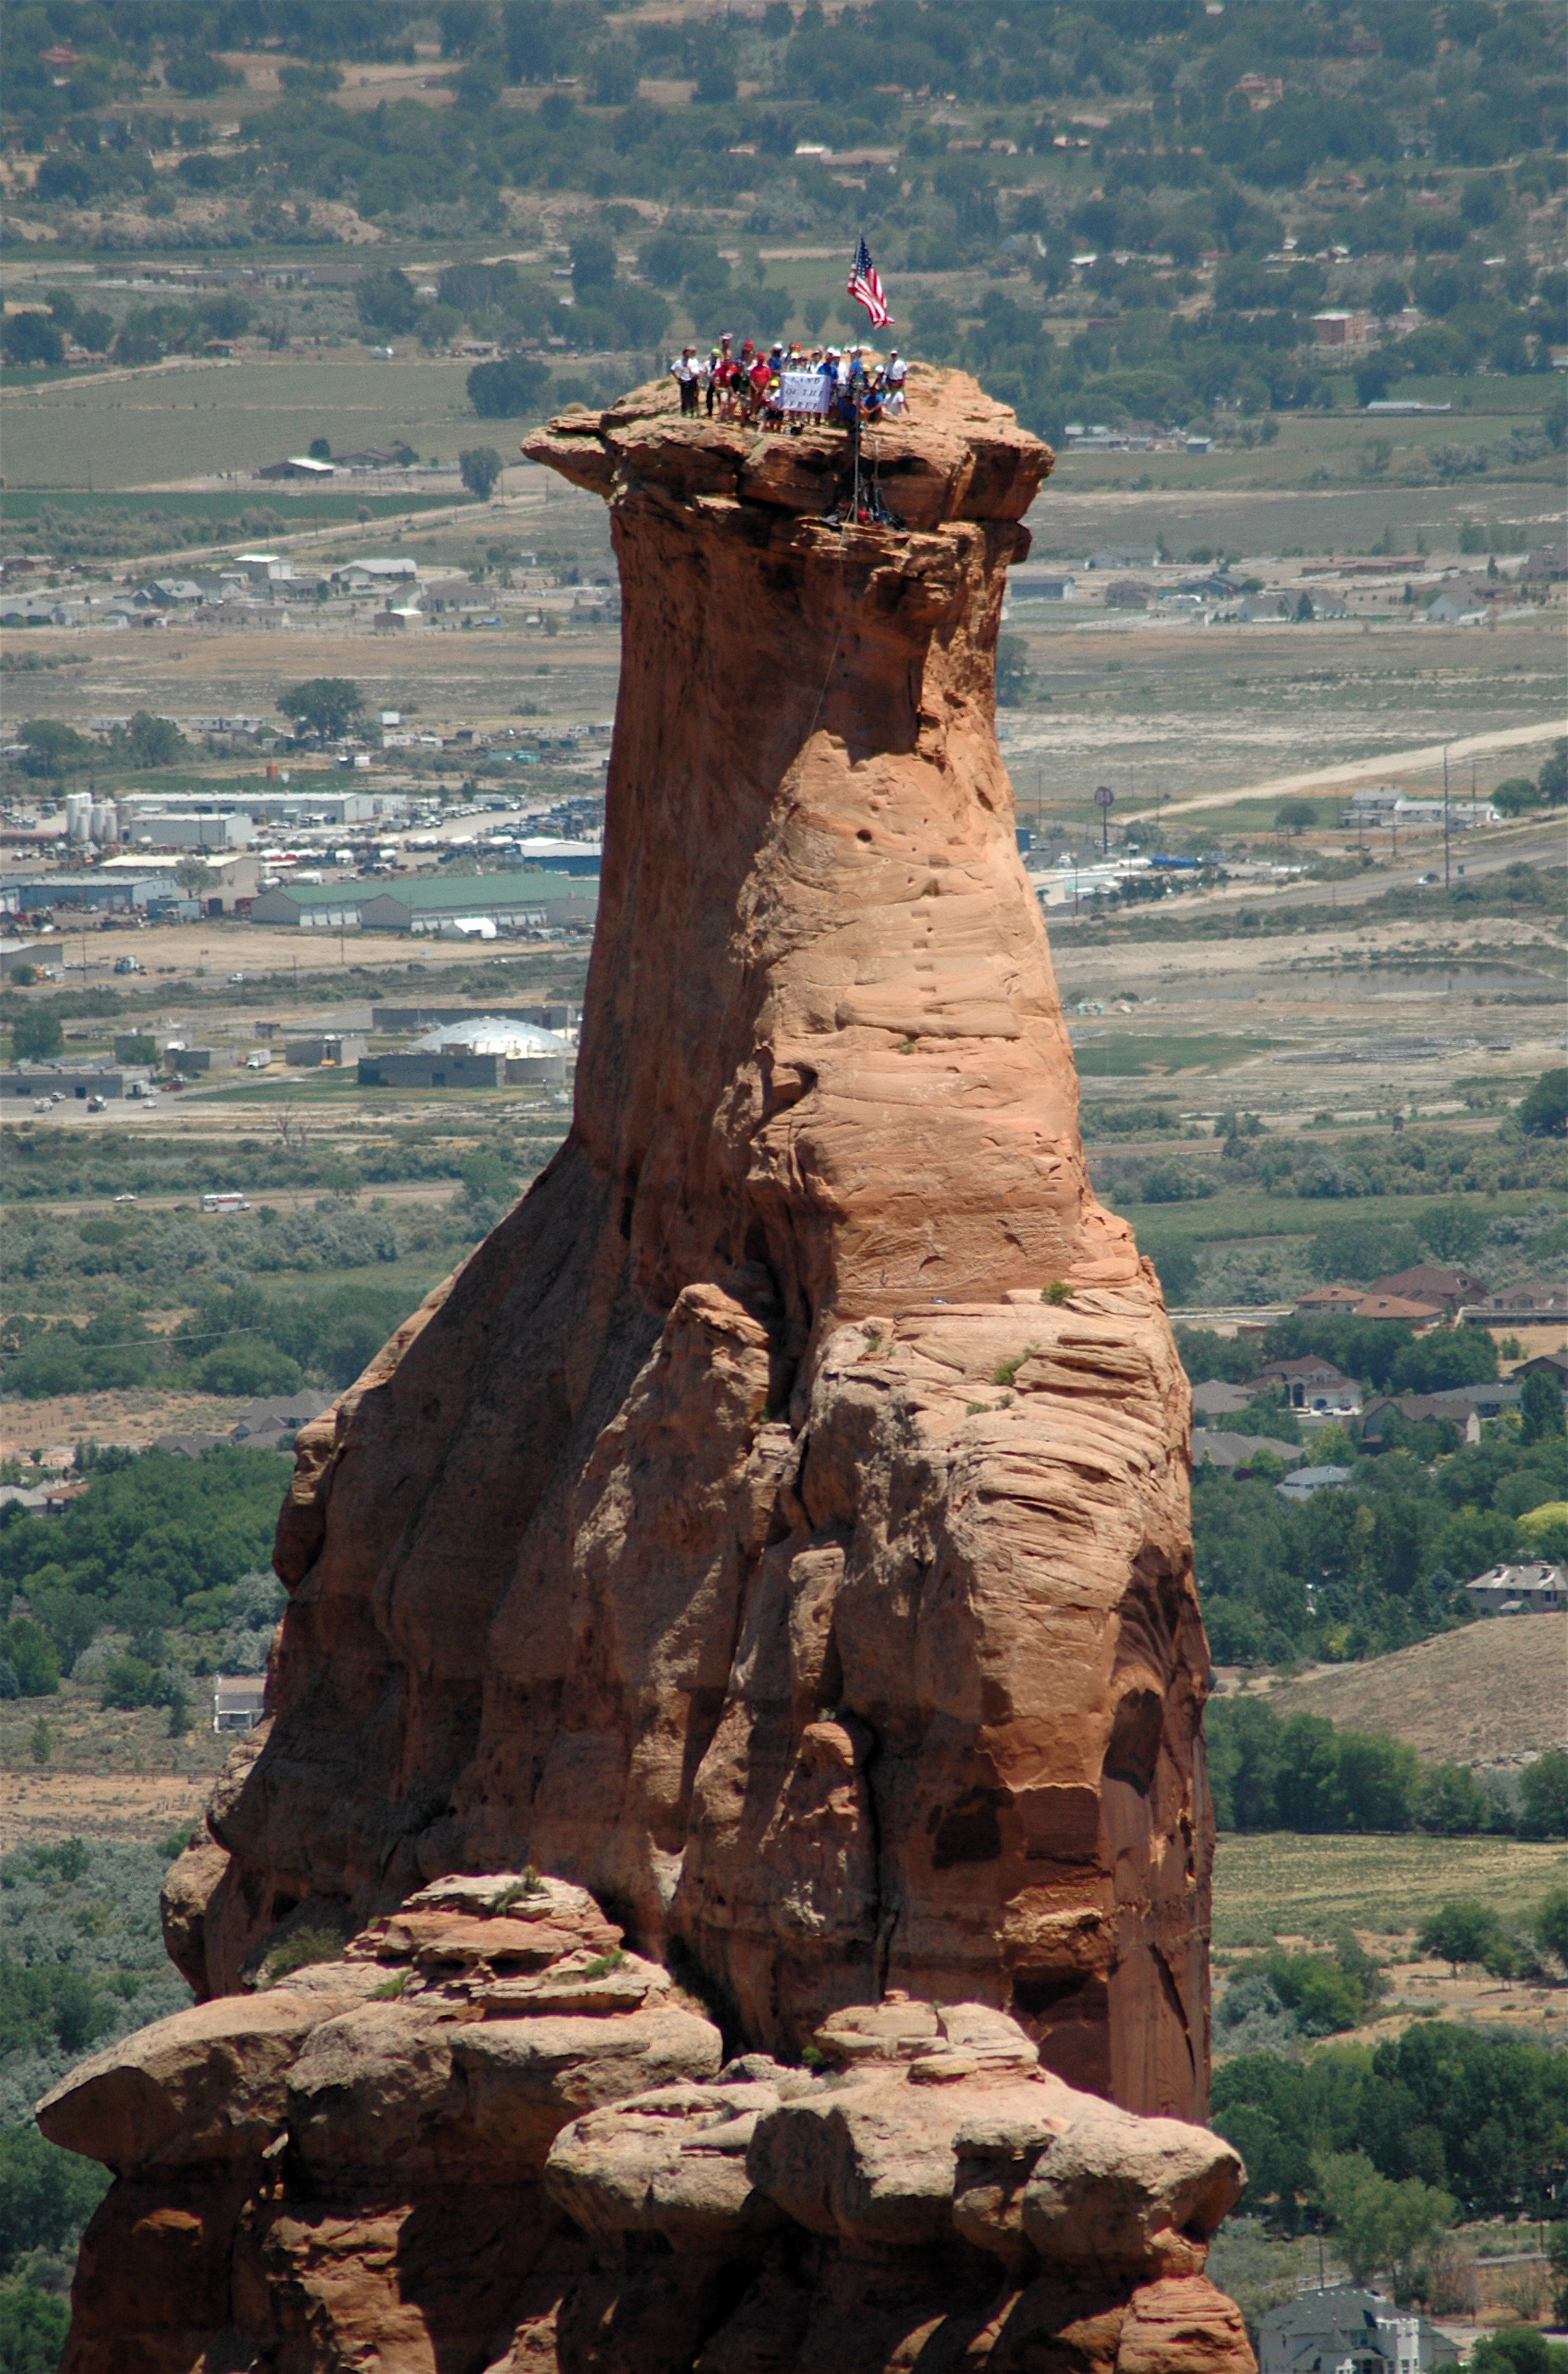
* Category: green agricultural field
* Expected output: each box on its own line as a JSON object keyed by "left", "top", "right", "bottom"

{"left": 0, "top": 486, "right": 478, "bottom": 528}
{"left": 1109, "top": 1183, "right": 1553, "bottom": 1247}
{"left": 1212, "top": 1829, "right": 1568, "bottom": 1949}
{"left": 1072, "top": 1033, "right": 1276, "bottom": 1076}
{"left": 0, "top": 353, "right": 497, "bottom": 490}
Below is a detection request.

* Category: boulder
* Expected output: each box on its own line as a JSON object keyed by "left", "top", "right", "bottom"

{"left": 545, "top": 2080, "right": 784, "bottom": 2248}
{"left": 37, "top": 1977, "right": 378, "bottom": 2174}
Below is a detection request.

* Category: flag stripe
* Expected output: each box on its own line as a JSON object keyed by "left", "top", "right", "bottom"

{"left": 847, "top": 235, "right": 892, "bottom": 329}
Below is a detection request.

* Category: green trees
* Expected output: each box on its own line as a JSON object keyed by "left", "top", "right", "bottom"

{"left": 1, "top": 311, "right": 65, "bottom": 368}
{"left": 1207, "top": 1698, "right": 1502, "bottom": 1838}
{"left": 0, "top": 1620, "right": 59, "bottom": 1699}
{"left": 1521, "top": 1372, "right": 1565, "bottom": 1443}
{"left": 1534, "top": 1887, "right": 1568, "bottom": 1972}
{"left": 1313, "top": 2150, "right": 1453, "bottom": 2289}
{"left": 356, "top": 268, "right": 419, "bottom": 335}
{"left": 1517, "top": 1069, "right": 1568, "bottom": 1138}
{"left": 0, "top": 1447, "right": 286, "bottom": 1673}
{"left": 1468, "top": 2331, "right": 1568, "bottom": 2374}
{"left": 467, "top": 356, "right": 552, "bottom": 419}
{"left": 1215, "top": 2023, "right": 1568, "bottom": 2223}
{"left": 1418, "top": 1898, "right": 1507, "bottom": 1975}
{"left": 9, "top": 1010, "right": 64, "bottom": 1063}
{"left": 109, "top": 710, "right": 184, "bottom": 768}
{"left": 1520, "top": 1750, "right": 1568, "bottom": 1840}
{"left": 995, "top": 633, "right": 1030, "bottom": 708}
{"left": 277, "top": 678, "right": 365, "bottom": 741}
{"left": 458, "top": 445, "right": 504, "bottom": 499}
{"left": 14, "top": 719, "right": 93, "bottom": 779}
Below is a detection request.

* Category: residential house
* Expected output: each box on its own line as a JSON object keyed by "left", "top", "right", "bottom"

{"left": 1258, "top": 2287, "right": 1457, "bottom": 2374}
{"left": 334, "top": 442, "right": 417, "bottom": 469}
{"left": 1367, "top": 1264, "right": 1488, "bottom": 1314}
{"left": 1518, "top": 1350, "right": 1568, "bottom": 1390}
{"left": 1256, "top": 1355, "right": 1361, "bottom": 1413}
{"left": 1463, "top": 1278, "right": 1568, "bottom": 1327}
{"left": 133, "top": 579, "right": 207, "bottom": 609}
{"left": 1463, "top": 1561, "right": 1568, "bottom": 1617}
{"left": 1348, "top": 1292, "right": 1444, "bottom": 1327}
{"left": 228, "top": 1390, "right": 334, "bottom": 1447}
{"left": 1423, "top": 588, "right": 1486, "bottom": 625}
{"left": 1362, "top": 1393, "right": 1481, "bottom": 1447}
{"left": 1425, "top": 1379, "right": 1522, "bottom": 1422}
{"left": 1311, "top": 310, "right": 1369, "bottom": 345}
{"left": 1294, "top": 1284, "right": 1367, "bottom": 1316}
{"left": 331, "top": 558, "right": 419, "bottom": 592}
{"left": 1275, "top": 1464, "right": 1353, "bottom": 1501}
{"left": 1190, "top": 1381, "right": 1259, "bottom": 1420}
{"left": 213, "top": 1675, "right": 267, "bottom": 1732}
{"left": 1193, "top": 1431, "right": 1304, "bottom": 1472}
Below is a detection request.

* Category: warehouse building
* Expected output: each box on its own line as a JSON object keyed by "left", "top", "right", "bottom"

{"left": 358, "top": 1013, "right": 573, "bottom": 1089}
{"left": 250, "top": 874, "right": 598, "bottom": 936}
{"left": 0, "top": 870, "right": 177, "bottom": 914}
{"left": 360, "top": 877, "right": 597, "bottom": 936}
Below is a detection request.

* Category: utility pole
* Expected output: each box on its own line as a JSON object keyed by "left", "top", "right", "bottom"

{"left": 1443, "top": 742, "right": 1451, "bottom": 891}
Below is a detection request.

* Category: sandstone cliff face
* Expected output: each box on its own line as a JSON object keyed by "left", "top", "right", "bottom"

{"left": 41, "top": 1889, "right": 1253, "bottom": 2374}
{"left": 48, "top": 368, "right": 1236, "bottom": 2366}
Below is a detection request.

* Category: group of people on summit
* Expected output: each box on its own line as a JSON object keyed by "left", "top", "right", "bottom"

{"left": 670, "top": 334, "right": 906, "bottom": 431}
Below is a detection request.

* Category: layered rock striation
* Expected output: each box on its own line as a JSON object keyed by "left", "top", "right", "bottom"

{"left": 48, "top": 367, "right": 1239, "bottom": 2367}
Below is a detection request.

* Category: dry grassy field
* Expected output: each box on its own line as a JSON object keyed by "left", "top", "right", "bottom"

{"left": 1266, "top": 1616, "right": 1568, "bottom": 1769}
{"left": 1212, "top": 1829, "right": 1568, "bottom": 1949}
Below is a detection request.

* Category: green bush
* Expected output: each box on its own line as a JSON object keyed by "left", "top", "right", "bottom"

{"left": 189, "top": 1341, "right": 302, "bottom": 1398}
{"left": 0, "top": 1624, "right": 56, "bottom": 1700}
{"left": 262, "top": 1927, "right": 345, "bottom": 1984}
{"left": 1261, "top": 1949, "right": 1370, "bottom": 2037}
{"left": 0, "top": 2275, "right": 71, "bottom": 2374}
{"left": 99, "top": 1655, "right": 163, "bottom": 1712}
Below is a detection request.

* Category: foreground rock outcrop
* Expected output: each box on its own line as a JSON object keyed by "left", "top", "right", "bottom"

{"left": 48, "top": 367, "right": 1240, "bottom": 2365}
{"left": 42, "top": 1886, "right": 1251, "bottom": 2372}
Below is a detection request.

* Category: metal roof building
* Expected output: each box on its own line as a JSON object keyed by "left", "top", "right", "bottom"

{"left": 407, "top": 1015, "right": 572, "bottom": 1058}
{"left": 250, "top": 873, "right": 597, "bottom": 936}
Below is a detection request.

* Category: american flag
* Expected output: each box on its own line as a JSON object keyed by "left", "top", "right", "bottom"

{"left": 847, "top": 235, "right": 892, "bottom": 329}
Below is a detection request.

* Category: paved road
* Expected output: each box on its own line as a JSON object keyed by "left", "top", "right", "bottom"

{"left": 1050, "top": 813, "right": 1563, "bottom": 928}
{"left": 1117, "top": 720, "right": 1565, "bottom": 826}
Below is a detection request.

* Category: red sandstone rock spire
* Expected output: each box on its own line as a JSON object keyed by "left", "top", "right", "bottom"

{"left": 172, "top": 364, "right": 1209, "bottom": 2113}
{"left": 51, "top": 364, "right": 1246, "bottom": 2369}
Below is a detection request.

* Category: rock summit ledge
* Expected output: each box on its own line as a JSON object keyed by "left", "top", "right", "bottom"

{"left": 49, "top": 363, "right": 1241, "bottom": 2368}
{"left": 525, "top": 360, "right": 1048, "bottom": 528}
